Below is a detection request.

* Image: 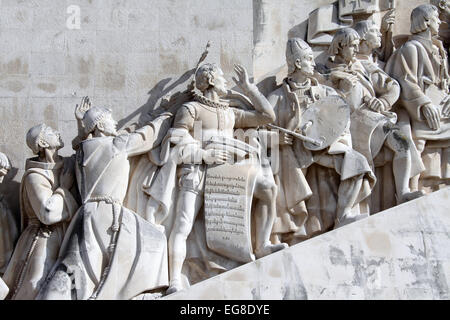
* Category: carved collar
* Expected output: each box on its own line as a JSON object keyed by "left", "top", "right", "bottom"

{"left": 287, "top": 78, "right": 311, "bottom": 91}
{"left": 25, "top": 157, "right": 63, "bottom": 171}
{"left": 194, "top": 92, "right": 229, "bottom": 109}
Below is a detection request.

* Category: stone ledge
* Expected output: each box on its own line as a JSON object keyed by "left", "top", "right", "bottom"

{"left": 163, "top": 187, "right": 450, "bottom": 300}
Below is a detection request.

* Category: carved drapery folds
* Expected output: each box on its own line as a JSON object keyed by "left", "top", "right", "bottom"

{"left": 0, "top": 1, "right": 448, "bottom": 300}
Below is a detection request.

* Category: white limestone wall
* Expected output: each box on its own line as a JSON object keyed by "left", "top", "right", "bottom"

{"left": 166, "top": 188, "right": 450, "bottom": 300}
{"left": 0, "top": 0, "right": 253, "bottom": 213}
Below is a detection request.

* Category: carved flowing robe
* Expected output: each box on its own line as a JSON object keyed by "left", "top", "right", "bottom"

{"left": 327, "top": 57, "right": 425, "bottom": 177}
{"left": 385, "top": 35, "right": 450, "bottom": 181}
{"left": 0, "top": 277, "right": 7, "bottom": 300}
{"left": 268, "top": 78, "right": 375, "bottom": 238}
{"left": 3, "top": 158, "right": 78, "bottom": 300}
{"left": 38, "top": 117, "right": 172, "bottom": 300}
{"left": 0, "top": 195, "right": 18, "bottom": 275}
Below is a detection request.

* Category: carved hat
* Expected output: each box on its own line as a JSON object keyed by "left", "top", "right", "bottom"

{"left": 410, "top": 4, "right": 439, "bottom": 34}
{"left": 82, "top": 106, "right": 112, "bottom": 135}
{"left": 285, "top": 38, "right": 312, "bottom": 75}
{"left": 26, "top": 123, "right": 47, "bottom": 155}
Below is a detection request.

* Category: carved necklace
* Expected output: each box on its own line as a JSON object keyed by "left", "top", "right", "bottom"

{"left": 194, "top": 92, "right": 229, "bottom": 109}
{"left": 287, "top": 78, "right": 313, "bottom": 103}
{"left": 287, "top": 77, "right": 311, "bottom": 91}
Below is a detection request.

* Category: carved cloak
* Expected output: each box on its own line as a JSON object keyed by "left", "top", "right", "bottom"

{"left": 0, "top": 195, "right": 18, "bottom": 275}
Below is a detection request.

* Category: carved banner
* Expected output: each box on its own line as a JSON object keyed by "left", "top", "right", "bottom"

{"left": 204, "top": 162, "right": 259, "bottom": 263}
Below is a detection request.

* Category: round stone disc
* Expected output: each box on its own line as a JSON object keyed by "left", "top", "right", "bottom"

{"left": 301, "top": 95, "right": 350, "bottom": 151}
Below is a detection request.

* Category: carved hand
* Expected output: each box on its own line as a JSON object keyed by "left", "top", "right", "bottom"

{"left": 232, "top": 64, "right": 252, "bottom": 94}
{"left": 381, "top": 9, "right": 396, "bottom": 33}
{"left": 75, "top": 96, "right": 91, "bottom": 121}
{"left": 368, "top": 97, "right": 385, "bottom": 113}
{"left": 203, "top": 149, "right": 231, "bottom": 165}
{"left": 60, "top": 165, "right": 74, "bottom": 190}
{"left": 278, "top": 132, "right": 293, "bottom": 146}
{"left": 423, "top": 104, "right": 441, "bottom": 130}
{"left": 332, "top": 72, "right": 358, "bottom": 92}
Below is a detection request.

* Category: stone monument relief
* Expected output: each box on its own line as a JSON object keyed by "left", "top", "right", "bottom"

{"left": 0, "top": 0, "right": 448, "bottom": 300}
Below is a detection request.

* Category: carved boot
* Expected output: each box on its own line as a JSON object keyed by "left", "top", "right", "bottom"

{"left": 334, "top": 212, "right": 368, "bottom": 229}
{"left": 397, "top": 190, "right": 425, "bottom": 204}
{"left": 166, "top": 278, "right": 183, "bottom": 295}
{"left": 254, "top": 242, "right": 288, "bottom": 259}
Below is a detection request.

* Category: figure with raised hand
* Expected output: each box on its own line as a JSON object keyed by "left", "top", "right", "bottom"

{"left": 166, "top": 63, "right": 288, "bottom": 294}
{"left": 38, "top": 97, "right": 174, "bottom": 300}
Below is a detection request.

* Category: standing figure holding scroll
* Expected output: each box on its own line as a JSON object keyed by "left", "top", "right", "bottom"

{"left": 385, "top": 4, "right": 450, "bottom": 191}
{"left": 268, "top": 38, "right": 375, "bottom": 241}
{"left": 167, "top": 63, "right": 287, "bottom": 294}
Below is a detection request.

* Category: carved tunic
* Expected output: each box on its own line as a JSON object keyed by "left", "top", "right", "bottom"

{"left": 173, "top": 97, "right": 266, "bottom": 193}
{"left": 3, "top": 158, "right": 78, "bottom": 300}
{"left": 0, "top": 195, "right": 18, "bottom": 275}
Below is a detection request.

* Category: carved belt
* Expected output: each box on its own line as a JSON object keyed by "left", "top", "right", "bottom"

{"left": 84, "top": 196, "right": 122, "bottom": 205}
{"left": 83, "top": 195, "right": 122, "bottom": 300}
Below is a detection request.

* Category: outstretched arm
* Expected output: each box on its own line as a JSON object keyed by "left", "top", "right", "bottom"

{"left": 72, "top": 96, "right": 92, "bottom": 150}
{"left": 124, "top": 112, "right": 174, "bottom": 157}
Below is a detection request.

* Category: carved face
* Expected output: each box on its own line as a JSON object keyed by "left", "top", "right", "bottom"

{"left": 340, "top": 39, "right": 359, "bottom": 63}
{"left": 98, "top": 113, "right": 118, "bottom": 136}
{"left": 211, "top": 68, "right": 228, "bottom": 97}
{"left": 41, "top": 125, "right": 64, "bottom": 150}
{"left": 429, "top": 11, "right": 442, "bottom": 35}
{"left": 365, "top": 25, "right": 382, "bottom": 49}
{"left": 295, "top": 49, "right": 316, "bottom": 76}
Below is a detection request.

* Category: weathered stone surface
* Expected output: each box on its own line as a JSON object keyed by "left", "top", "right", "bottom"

{"left": 166, "top": 188, "right": 450, "bottom": 300}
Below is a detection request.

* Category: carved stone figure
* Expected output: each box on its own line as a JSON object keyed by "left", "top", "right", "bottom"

{"left": 0, "top": 152, "right": 18, "bottom": 300}
{"left": 0, "top": 153, "right": 18, "bottom": 276}
{"left": 267, "top": 38, "right": 375, "bottom": 243}
{"left": 327, "top": 27, "right": 424, "bottom": 204}
{"left": 166, "top": 63, "right": 287, "bottom": 294}
{"left": 2, "top": 124, "right": 78, "bottom": 300}
{"left": 430, "top": 0, "right": 450, "bottom": 55}
{"left": 386, "top": 4, "right": 450, "bottom": 191}
{"left": 37, "top": 99, "right": 173, "bottom": 300}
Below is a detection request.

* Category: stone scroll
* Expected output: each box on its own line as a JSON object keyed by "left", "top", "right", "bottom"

{"left": 204, "top": 162, "right": 259, "bottom": 263}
